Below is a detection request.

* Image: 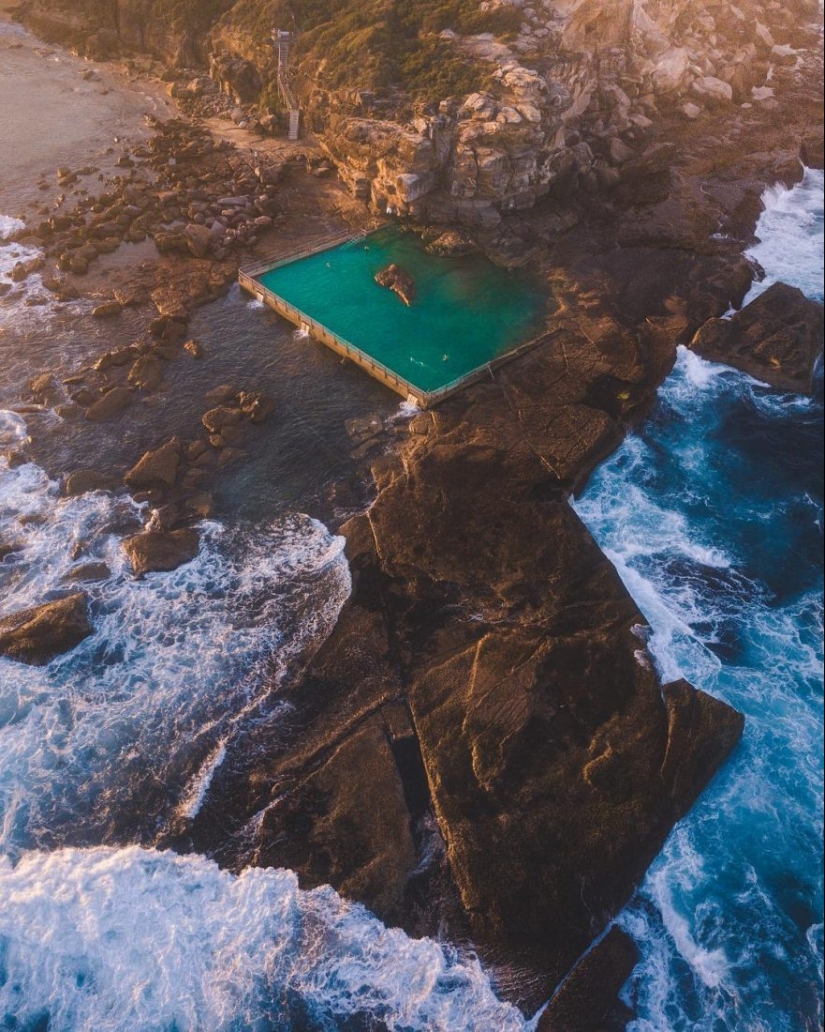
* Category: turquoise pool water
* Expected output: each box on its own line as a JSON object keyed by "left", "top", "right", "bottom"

{"left": 256, "top": 226, "right": 548, "bottom": 395}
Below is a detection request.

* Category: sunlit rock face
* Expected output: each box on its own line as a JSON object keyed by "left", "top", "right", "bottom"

{"left": 17, "top": 0, "right": 820, "bottom": 223}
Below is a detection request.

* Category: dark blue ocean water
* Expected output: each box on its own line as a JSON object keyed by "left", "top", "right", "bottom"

{"left": 575, "top": 168, "right": 824, "bottom": 1032}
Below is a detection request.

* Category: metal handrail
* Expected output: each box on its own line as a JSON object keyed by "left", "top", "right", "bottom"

{"left": 242, "top": 273, "right": 425, "bottom": 398}
{"left": 240, "top": 230, "right": 359, "bottom": 277}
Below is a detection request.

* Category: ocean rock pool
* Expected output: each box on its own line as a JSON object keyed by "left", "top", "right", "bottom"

{"left": 254, "top": 225, "right": 549, "bottom": 398}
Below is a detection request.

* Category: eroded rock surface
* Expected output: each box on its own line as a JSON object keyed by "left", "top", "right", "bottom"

{"left": 0, "top": 593, "right": 93, "bottom": 665}
{"left": 690, "top": 282, "right": 824, "bottom": 393}
{"left": 375, "top": 263, "right": 416, "bottom": 306}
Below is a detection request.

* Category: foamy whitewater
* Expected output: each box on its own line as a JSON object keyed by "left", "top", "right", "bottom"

{"left": 0, "top": 440, "right": 533, "bottom": 1031}
{"left": 575, "top": 167, "right": 824, "bottom": 1030}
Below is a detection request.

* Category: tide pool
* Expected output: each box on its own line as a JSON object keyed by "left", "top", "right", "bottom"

{"left": 257, "top": 226, "right": 548, "bottom": 394}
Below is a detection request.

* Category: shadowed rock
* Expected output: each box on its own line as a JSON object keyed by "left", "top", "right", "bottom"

{"left": 690, "top": 282, "right": 824, "bottom": 393}
{"left": 0, "top": 593, "right": 93, "bottom": 665}
{"left": 537, "top": 927, "right": 640, "bottom": 1032}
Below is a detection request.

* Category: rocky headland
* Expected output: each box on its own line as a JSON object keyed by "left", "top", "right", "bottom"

{"left": 2, "top": 0, "right": 823, "bottom": 1026}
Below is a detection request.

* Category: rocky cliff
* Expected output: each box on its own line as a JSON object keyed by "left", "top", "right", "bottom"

{"left": 16, "top": 0, "right": 823, "bottom": 228}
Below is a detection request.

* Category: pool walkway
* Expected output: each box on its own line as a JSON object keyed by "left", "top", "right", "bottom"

{"left": 239, "top": 230, "right": 557, "bottom": 409}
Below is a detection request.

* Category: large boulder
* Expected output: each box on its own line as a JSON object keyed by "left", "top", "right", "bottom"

{"left": 375, "top": 264, "right": 416, "bottom": 306}
{"left": 125, "top": 438, "right": 181, "bottom": 491}
{"left": 123, "top": 529, "right": 200, "bottom": 578}
{"left": 690, "top": 282, "right": 824, "bottom": 393}
{"left": 0, "top": 593, "right": 93, "bottom": 665}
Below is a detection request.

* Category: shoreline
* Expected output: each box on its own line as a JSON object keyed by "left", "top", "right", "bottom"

{"left": 0, "top": 6, "right": 823, "bottom": 1027}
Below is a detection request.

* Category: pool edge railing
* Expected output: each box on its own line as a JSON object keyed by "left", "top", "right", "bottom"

{"left": 239, "top": 235, "right": 560, "bottom": 409}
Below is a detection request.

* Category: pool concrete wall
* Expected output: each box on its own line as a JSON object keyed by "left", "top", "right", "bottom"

{"left": 239, "top": 231, "right": 556, "bottom": 409}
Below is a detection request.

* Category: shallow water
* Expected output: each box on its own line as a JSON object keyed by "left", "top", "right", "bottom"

{"left": 257, "top": 225, "right": 547, "bottom": 394}
{"left": 575, "top": 168, "right": 824, "bottom": 1031}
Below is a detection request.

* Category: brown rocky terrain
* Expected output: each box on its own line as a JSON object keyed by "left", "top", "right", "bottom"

{"left": 0, "top": 592, "right": 93, "bottom": 664}
{"left": 2, "top": 0, "right": 823, "bottom": 1025}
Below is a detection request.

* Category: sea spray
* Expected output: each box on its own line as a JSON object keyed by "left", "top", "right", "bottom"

{"left": 574, "top": 170, "right": 824, "bottom": 1030}
{"left": 0, "top": 845, "right": 534, "bottom": 1032}
{"left": 0, "top": 436, "right": 352, "bottom": 856}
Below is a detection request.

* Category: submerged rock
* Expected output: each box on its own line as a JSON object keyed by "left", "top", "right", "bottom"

{"left": 123, "top": 528, "right": 199, "bottom": 578}
{"left": 85, "top": 386, "right": 133, "bottom": 421}
{"left": 690, "top": 282, "right": 824, "bottom": 393}
{"left": 0, "top": 593, "right": 93, "bottom": 665}
{"left": 375, "top": 264, "right": 416, "bottom": 306}
{"left": 62, "top": 469, "right": 117, "bottom": 496}
{"left": 237, "top": 391, "right": 275, "bottom": 424}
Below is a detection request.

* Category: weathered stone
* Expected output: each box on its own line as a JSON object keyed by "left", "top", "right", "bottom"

{"left": 237, "top": 391, "right": 275, "bottom": 424}
{"left": 184, "top": 223, "right": 212, "bottom": 258}
{"left": 94, "top": 345, "right": 139, "bottom": 370}
{"left": 0, "top": 593, "right": 93, "bottom": 665}
{"left": 62, "top": 469, "right": 117, "bottom": 496}
{"left": 63, "top": 562, "right": 111, "bottom": 583}
{"left": 91, "top": 300, "right": 122, "bottom": 318}
{"left": 123, "top": 529, "right": 200, "bottom": 578}
{"left": 128, "top": 355, "right": 164, "bottom": 391}
{"left": 202, "top": 406, "right": 243, "bottom": 433}
{"left": 124, "top": 438, "right": 181, "bottom": 490}
{"left": 375, "top": 264, "right": 416, "bottom": 306}
{"left": 255, "top": 714, "right": 417, "bottom": 924}
{"left": 85, "top": 386, "right": 133, "bottom": 421}
{"left": 690, "top": 282, "right": 824, "bottom": 393}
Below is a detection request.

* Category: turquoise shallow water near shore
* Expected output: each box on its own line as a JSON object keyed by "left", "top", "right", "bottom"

{"left": 257, "top": 225, "right": 547, "bottom": 394}
{"left": 575, "top": 168, "right": 824, "bottom": 1031}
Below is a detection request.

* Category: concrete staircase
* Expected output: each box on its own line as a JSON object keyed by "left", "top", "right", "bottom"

{"left": 278, "top": 72, "right": 300, "bottom": 141}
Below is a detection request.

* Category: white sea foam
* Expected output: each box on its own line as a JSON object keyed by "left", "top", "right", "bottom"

{"left": 0, "top": 215, "right": 25, "bottom": 240}
{"left": 744, "top": 167, "right": 825, "bottom": 304}
{"left": 573, "top": 163, "right": 824, "bottom": 1026}
{"left": 0, "top": 410, "right": 29, "bottom": 449}
{"left": 177, "top": 742, "right": 228, "bottom": 822}
{"left": 0, "top": 845, "right": 533, "bottom": 1032}
{"left": 0, "top": 432, "right": 352, "bottom": 855}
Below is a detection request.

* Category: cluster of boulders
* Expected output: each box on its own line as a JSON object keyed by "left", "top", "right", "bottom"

{"left": 5, "top": 371, "right": 275, "bottom": 665}
{"left": 6, "top": 118, "right": 284, "bottom": 291}
{"left": 318, "top": 0, "right": 820, "bottom": 228}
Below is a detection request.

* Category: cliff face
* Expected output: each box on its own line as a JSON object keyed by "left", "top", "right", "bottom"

{"left": 17, "top": 0, "right": 823, "bottom": 224}
{"left": 18, "top": 0, "right": 235, "bottom": 65}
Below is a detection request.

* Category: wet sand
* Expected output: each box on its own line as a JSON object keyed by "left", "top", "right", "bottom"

{"left": 0, "top": 14, "right": 175, "bottom": 213}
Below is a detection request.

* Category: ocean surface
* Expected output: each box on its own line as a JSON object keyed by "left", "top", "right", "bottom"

{"left": 1, "top": 18, "right": 823, "bottom": 1031}
{"left": 575, "top": 167, "right": 825, "bottom": 1032}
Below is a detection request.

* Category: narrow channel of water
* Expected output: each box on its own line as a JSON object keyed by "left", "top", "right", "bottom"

{"left": 575, "top": 168, "right": 824, "bottom": 1032}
